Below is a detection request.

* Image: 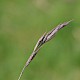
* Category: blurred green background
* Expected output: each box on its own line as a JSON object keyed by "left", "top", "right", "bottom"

{"left": 0, "top": 0, "right": 80, "bottom": 80}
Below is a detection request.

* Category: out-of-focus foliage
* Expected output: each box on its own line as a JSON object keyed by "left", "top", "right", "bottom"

{"left": 0, "top": 0, "right": 80, "bottom": 80}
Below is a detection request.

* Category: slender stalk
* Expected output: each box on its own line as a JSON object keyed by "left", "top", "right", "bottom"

{"left": 18, "top": 65, "right": 26, "bottom": 80}
{"left": 17, "top": 20, "right": 72, "bottom": 80}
